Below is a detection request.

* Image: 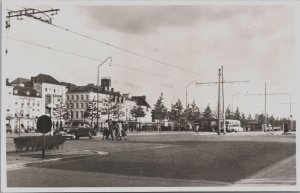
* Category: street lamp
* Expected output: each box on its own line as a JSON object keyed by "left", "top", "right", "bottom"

{"left": 231, "top": 92, "right": 240, "bottom": 113}
{"left": 185, "top": 80, "right": 197, "bottom": 130}
{"left": 97, "top": 57, "right": 112, "bottom": 130}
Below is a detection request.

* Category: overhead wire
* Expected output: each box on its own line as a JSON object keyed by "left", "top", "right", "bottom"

{"left": 8, "top": 36, "right": 191, "bottom": 83}
{"left": 48, "top": 22, "right": 210, "bottom": 78}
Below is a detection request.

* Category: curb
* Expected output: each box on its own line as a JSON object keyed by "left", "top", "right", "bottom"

{"left": 7, "top": 150, "right": 108, "bottom": 170}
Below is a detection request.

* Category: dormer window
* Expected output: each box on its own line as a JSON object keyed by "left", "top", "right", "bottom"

{"left": 14, "top": 89, "right": 18, "bottom": 94}
{"left": 26, "top": 91, "right": 30, "bottom": 96}
{"left": 36, "top": 93, "right": 40, "bottom": 97}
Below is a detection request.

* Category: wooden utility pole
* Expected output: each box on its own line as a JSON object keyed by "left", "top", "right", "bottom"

{"left": 218, "top": 68, "right": 221, "bottom": 135}
{"left": 245, "top": 83, "right": 288, "bottom": 131}
{"left": 276, "top": 94, "right": 293, "bottom": 131}
{"left": 196, "top": 68, "right": 249, "bottom": 135}
{"left": 221, "top": 66, "right": 226, "bottom": 134}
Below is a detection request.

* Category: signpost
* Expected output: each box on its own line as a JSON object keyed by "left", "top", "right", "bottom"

{"left": 37, "top": 115, "right": 52, "bottom": 159}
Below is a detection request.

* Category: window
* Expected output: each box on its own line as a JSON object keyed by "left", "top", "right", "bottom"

{"left": 86, "top": 103, "right": 88, "bottom": 109}
{"left": 76, "top": 103, "right": 79, "bottom": 109}
{"left": 71, "top": 95, "right": 74, "bottom": 100}
{"left": 54, "top": 89, "right": 56, "bottom": 93}
{"left": 75, "top": 111, "right": 79, "bottom": 118}
{"left": 32, "top": 109, "right": 35, "bottom": 111}
{"left": 66, "top": 103, "right": 69, "bottom": 108}
{"left": 81, "top": 95, "right": 84, "bottom": 100}
{"left": 81, "top": 111, "right": 84, "bottom": 118}
{"left": 33, "top": 103, "right": 35, "bottom": 106}
{"left": 45, "top": 88, "right": 47, "bottom": 92}
{"left": 27, "top": 102, "right": 30, "bottom": 106}
{"left": 81, "top": 103, "right": 84, "bottom": 108}
{"left": 37, "top": 103, "right": 40, "bottom": 106}
{"left": 15, "top": 102, "right": 18, "bottom": 105}
{"left": 76, "top": 95, "right": 79, "bottom": 100}
{"left": 86, "top": 95, "right": 89, "bottom": 100}
{"left": 67, "top": 95, "right": 69, "bottom": 100}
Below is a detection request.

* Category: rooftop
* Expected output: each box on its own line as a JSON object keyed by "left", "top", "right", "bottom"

{"left": 32, "top": 74, "right": 62, "bottom": 85}
{"left": 13, "top": 86, "right": 41, "bottom": 98}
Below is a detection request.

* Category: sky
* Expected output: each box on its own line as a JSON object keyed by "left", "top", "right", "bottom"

{"left": 2, "top": 1, "right": 299, "bottom": 119}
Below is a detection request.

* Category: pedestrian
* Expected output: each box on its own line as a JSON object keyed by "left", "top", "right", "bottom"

{"left": 284, "top": 122, "right": 289, "bottom": 135}
{"left": 56, "top": 121, "right": 59, "bottom": 131}
{"left": 102, "top": 120, "right": 109, "bottom": 140}
{"left": 60, "top": 121, "right": 63, "bottom": 129}
{"left": 121, "top": 121, "right": 127, "bottom": 140}
{"left": 195, "top": 124, "right": 199, "bottom": 134}
{"left": 108, "top": 119, "right": 114, "bottom": 140}
{"left": 116, "top": 120, "right": 123, "bottom": 140}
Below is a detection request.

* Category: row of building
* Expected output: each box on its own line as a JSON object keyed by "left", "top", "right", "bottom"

{"left": 5, "top": 74, "right": 152, "bottom": 132}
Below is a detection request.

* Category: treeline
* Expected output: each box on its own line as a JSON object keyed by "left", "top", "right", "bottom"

{"left": 150, "top": 93, "right": 295, "bottom": 129}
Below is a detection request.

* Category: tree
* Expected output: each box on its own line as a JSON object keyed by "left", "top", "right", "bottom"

{"left": 53, "top": 100, "right": 68, "bottom": 122}
{"left": 247, "top": 113, "right": 252, "bottom": 120}
{"left": 201, "top": 104, "right": 214, "bottom": 131}
{"left": 169, "top": 99, "right": 184, "bottom": 130}
{"left": 234, "top": 107, "right": 241, "bottom": 120}
{"left": 151, "top": 93, "right": 168, "bottom": 131}
{"left": 100, "top": 95, "right": 124, "bottom": 121}
{"left": 86, "top": 100, "right": 98, "bottom": 127}
{"left": 225, "top": 106, "right": 232, "bottom": 119}
{"left": 131, "top": 105, "right": 146, "bottom": 131}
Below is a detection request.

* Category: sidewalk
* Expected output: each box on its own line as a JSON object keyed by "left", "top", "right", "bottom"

{"left": 6, "top": 149, "right": 101, "bottom": 170}
{"left": 235, "top": 155, "right": 296, "bottom": 186}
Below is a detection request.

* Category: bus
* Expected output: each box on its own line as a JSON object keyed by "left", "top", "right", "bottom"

{"left": 221, "top": 119, "right": 243, "bottom": 132}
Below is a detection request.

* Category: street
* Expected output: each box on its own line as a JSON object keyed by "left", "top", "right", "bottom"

{"left": 6, "top": 133, "right": 296, "bottom": 187}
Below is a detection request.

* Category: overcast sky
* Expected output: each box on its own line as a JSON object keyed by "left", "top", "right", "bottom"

{"left": 2, "top": 1, "right": 299, "bottom": 119}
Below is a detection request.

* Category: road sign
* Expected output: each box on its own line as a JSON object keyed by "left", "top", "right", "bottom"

{"left": 37, "top": 115, "right": 52, "bottom": 134}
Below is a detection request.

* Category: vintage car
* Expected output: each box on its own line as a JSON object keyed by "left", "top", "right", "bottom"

{"left": 56, "top": 122, "right": 96, "bottom": 140}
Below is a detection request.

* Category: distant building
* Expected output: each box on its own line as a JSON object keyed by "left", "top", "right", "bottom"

{"left": 5, "top": 79, "right": 42, "bottom": 132}
{"left": 65, "top": 78, "right": 124, "bottom": 127}
{"left": 30, "top": 74, "right": 67, "bottom": 117}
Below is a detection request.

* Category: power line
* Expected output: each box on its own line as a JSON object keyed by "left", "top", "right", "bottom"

{"left": 8, "top": 36, "right": 190, "bottom": 83}
{"left": 6, "top": 7, "right": 213, "bottom": 78}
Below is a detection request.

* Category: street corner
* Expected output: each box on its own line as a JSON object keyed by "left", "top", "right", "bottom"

{"left": 7, "top": 149, "right": 108, "bottom": 171}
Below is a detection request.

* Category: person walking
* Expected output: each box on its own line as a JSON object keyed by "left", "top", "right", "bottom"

{"left": 284, "top": 122, "right": 289, "bottom": 135}
{"left": 116, "top": 120, "right": 123, "bottom": 140}
{"left": 121, "top": 121, "right": 127, "bottom": 140}
{"left": 195, "top": 124, "right": 199, "bottom": 134}
{"left": 108, "top": 119, "right": 114, "bottom": 140}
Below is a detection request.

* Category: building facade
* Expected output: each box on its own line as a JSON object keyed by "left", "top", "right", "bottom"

{"left": 5, "top": 81, "right": 42, "bottom": 132}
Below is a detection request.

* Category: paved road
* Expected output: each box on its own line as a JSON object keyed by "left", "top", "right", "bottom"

{"left": 6, "top": 134, "right": 296, "bottom": 187}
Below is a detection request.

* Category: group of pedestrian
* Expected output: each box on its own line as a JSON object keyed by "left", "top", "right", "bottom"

{"left": 102, "top": 120, "right": 127, "bottom": 141}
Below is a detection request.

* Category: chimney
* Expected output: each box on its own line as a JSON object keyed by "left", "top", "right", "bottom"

{"left": 101, "top": 78, "right": 111, "bottom": 91}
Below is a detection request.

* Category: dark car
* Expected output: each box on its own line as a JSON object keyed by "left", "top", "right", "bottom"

{"left": 57, "top": 122, "right": 96, "bottom": 140}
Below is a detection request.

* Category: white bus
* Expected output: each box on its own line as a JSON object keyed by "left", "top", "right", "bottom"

{"left": 221, "top": 119, "right": 243, "bottom": 132}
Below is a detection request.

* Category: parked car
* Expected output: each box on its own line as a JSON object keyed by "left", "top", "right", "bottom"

{"left": 56, "top": 122, "right": 96, "bottom": 140}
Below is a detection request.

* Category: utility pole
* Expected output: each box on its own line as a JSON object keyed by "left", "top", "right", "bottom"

{"left": 221, "top": 66, "right": 226, "bottom": 134}
{"left": 186, "top": 80, "right": 197, "bottom": 128}
{"left": 245, "top": 83, "right": 287, "bottom": 131}
{"left": 196, "top": 70, "right": 249, "bottom": 135}
{"left": 5, "top": 8, "right": 59, "bottom": 54}
{"left": 6, "top": 8, "right": 59, "bottom": 27}
{"left": 275, "top": 94, "right": 293, "bottom": 131}
{"left": 218, "top": 69, "right": 221, "bottom": 135}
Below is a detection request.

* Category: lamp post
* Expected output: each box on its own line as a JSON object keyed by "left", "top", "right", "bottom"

{"left": 186, "top": 80, "right": 196, "bottom": 130}
{"left": 96, "top": 57, "right": 112, "bottom": 130}
{"left": 231, "top": 92, "right": 240, "bottom": 113}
